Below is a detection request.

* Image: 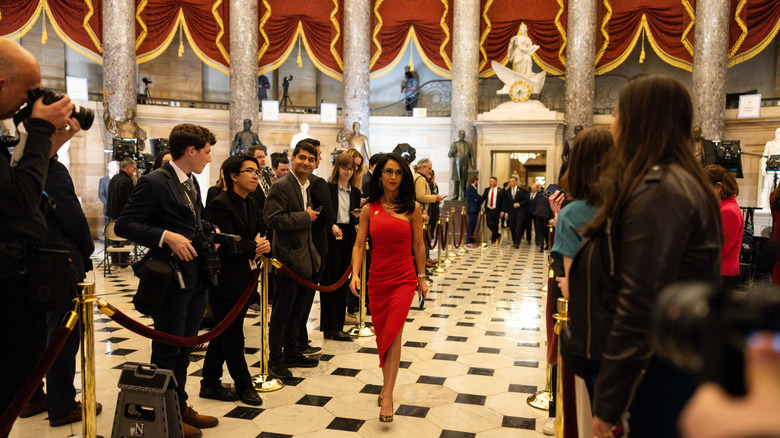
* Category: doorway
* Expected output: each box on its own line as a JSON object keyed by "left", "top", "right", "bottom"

{"left": 491, "top": 151, "right": 547, "bottom": 188}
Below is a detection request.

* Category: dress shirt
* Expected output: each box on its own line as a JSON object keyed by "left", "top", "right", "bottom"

{"left": 336, "top": 183, "right": 351, "bottom": 224}
{"left": 289, "top": 167, "right": 311, "bottom": 208}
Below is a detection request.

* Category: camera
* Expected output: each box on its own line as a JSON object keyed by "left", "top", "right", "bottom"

{"left": 192, "top": 232, "right": 242, "bottom": 276}
{"left": 113, "top": 138, "right": 152, "bottom": 170}
{"left": 652, "top": 282, "right": 780, "bottom": 395}
{"left": 27, "top": 87, "right": 94, "bottom": 130}
{"left": 767, "top": 155, "right": 780, "bottom": 171}
{"left": 142, "top": 77, "right": 153, "bottom": 86}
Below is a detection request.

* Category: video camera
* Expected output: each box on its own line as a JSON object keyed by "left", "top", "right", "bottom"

{"left": 703, "top": 139, "right": 742, "bottom": 177}
{"left": 767, "top": 155, "right": 780, "bottom": 171}
{"left": 191, "top": 231, "right": 243, "bottom": 277}
{"left": 653, "top": 282, "right": 780, "bottom": 395}
{"left": 113, "top": 138, "right": 152, "bottom": 170}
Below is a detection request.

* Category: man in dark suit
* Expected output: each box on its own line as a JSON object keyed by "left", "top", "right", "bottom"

{"left": 481, "top": 176, "right": 503, "bottom": 245}
{"left": 247, "top": 145, "right": 273, "bottom": 211}
{"left": 200, "top": 155, "right": 269, "bottom": 406}
{"left": 107, "top": 157, "right": 136, "bottom": 220}
{"left": 502, "top": 176, "right": 528, "bottom": 248}
{"left": 530, "top": 183, "right": 554, "bottom": 251}
{"left": 465, "top": 174, "right": 482, "bottom": 248}
{"left": 361, "top": 153, "right": 381, "bottom": 198}
{"left": 521, "top": 182, "right": 533, "bottom": 244}
{"left": 263, "top": 142, "right": 322, "bottom": 377}
{"left": 116, "top": 124, "right": 220, "bottom": 438}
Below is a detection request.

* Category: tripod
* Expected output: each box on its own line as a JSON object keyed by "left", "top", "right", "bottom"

{"left": 281, "top": 87, "right": 293, "bottom": 108}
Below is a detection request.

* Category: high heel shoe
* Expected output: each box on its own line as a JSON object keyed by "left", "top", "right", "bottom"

{"left": 378, "top": 396, "right": 393, "bottom": 422}
{"left": 377, "top": 395, "right": 382, "bottom": 407}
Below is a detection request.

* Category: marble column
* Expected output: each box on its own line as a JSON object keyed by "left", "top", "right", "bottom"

{"left": 230, "top": 0, "right": 259, "bottom": 143}
{"left": 102, "top": 0, "right": 135, "bottom": 146}
{"left": 450, "top": 0, "right": 480, "bottom": 148}
{"left": 342, "top": 0, "right": 371, "bottom": 142}
{"left": 692, "top": 0, "right": 729, "bottom": 141}
{"left": 564, "top": 0, "right": 596, "bottom": 142}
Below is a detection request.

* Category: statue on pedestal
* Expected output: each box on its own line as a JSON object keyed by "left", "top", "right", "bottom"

{"left": 492, "top": 24, "right": 546, "bottom": 102}
{"left": 290, "top": 122, "right": 311, "bottom": 148}
{"left": 103, "top": 100, "right": 147, "bottom": 143}
{"left": 231, "top": 119, "right": 263, "bottom": 156}
{"left": 337, "top": 121, "right": 371, "bottom": 159}
{"left": 448, "top": 130, "right": 474, "bottom": 200}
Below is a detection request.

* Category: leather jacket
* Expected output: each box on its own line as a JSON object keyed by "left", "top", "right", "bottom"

{"left": 578, "top": 163, "right": 722, "bottom": 424}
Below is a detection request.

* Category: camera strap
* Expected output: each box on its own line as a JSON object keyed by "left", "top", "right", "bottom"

{"left": 156, "top": 167, "right": 203, "bottom": 233}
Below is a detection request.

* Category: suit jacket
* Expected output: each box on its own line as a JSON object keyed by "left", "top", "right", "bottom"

{"left": 530, "top": 191, "right": 554, "bottom": 220}
{"left": 328, "top": 183, "right": 361, "bottom": 226}
{"left": 263, "top": 172, "right": 320, "bottom": 279}
{"left": 115, "top": 162, "right": 215, "bottom": 290}
{"left": 45, "top": 159, "right": 94, "bottom": 280}
{"left": 107, "top": 171, "right": 134, "bottom": 220}
{"left": 361, "top": 171, "right": 372, "bottom": 198}
{"left": 205, "top": 185, "right": 223, "bottom": 207}
{"left": 502, "top": 186, "right": 528, "bottom": 217}
{"left": 205, "top": 190, "right": 265, "bottom": 299}
{"left": 309, "top": 174, "right": 336, "bottom": 259}
{"left": 465, "top": 184, "right": 483, "bottom": 214}
{"left": 99, "top": 175, "right": 109, "bottom": 216}
{"left": 249, "top": 168, "right": 274, "bottom": 212}
{"left": 482, "top": 187, "right": 504, "bottom": 212}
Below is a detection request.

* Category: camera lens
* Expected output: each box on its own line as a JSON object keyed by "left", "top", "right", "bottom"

{"left": 72, "top": 105, "right": 94, "bottom": 130}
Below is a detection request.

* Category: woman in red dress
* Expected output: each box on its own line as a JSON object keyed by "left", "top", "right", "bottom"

{"left": 350, "top": 153, "right": 428, "bottom": 423}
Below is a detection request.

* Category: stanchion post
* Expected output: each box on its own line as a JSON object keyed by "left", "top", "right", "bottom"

{"left": 480, "top": 210, "right": 487, "bottom": 249}
{"left": 75, "top": 282, "right": 101, "bottom": 438}
{"left": 527, "top": 364, "right": 553, "bottom": 410}
{"left": 459, "top": 206, "right": 467, "bottom": 254}
{"left": 553, "top": 297, "right": 570, "bottom": 435}
{"left": 349, "top": 242, "right": 375, "bottom": 337}
{"left": 435, "top": 217, "right": 445, "bottom": 273}
{"left": 253, "top": 258, "right": 284, "bottom": 391}
{"left": 443, "top": 213, "right": 453, "bottom": 264}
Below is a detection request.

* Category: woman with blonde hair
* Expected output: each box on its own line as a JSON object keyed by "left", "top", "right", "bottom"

{"left": 345, "top": 148, "right": 365, "bottom": 191}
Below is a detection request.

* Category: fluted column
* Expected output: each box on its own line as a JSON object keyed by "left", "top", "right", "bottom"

{"left": 230, "top": 0, "right": 259, "bottom": 141}
{"left": 342, "top": 0, "right": 371, "bottom": 139}
{"left": 102, "top": 0, "right": 135, "bottom": 145}
{"left": 564, "top": 0, "right": 596, "bottom": 142}
{"left": 450, "top": 0, "right": 480, "bottom": 147}
{"left": 692, "top": 0, "right": 729, "bottom": 141}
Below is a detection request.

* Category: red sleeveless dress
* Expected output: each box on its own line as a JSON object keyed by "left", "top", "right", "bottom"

{"left": 368, "top": 201, "right": 418, "bottom": 367}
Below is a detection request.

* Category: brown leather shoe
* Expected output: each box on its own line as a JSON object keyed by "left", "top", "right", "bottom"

{"left": 182, "top": 405, "right": 218, "bottom": 429}
{"left": 20, "top": 397, "right": 47, "bottom": 418}
{"left": 50, "top": 401, "right": 102, "bottom": 427}
{"left": 182, "top": 422, "right": 203, "bottom": 438}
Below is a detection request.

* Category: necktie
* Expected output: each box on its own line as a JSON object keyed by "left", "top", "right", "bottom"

{"left": 531, "top": 193, "right": 535, "bottom": 200}
{"left": 258, "top": 169, "right": 270, "bottom": 195}
{"left": 489, "top": 189, "right": 494, "bottom": 208}
{"left": 183, "top": 176, "right": 197, "bottom": 201}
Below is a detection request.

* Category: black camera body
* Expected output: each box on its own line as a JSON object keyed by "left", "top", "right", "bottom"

{"left": 192, "top": 232, "right": 242, "bottom": 276}
{"left": 27, "top": 87, "right": 94, "bottom": 130}
{"left": 653, "top": 282, "right": 780, "bottom": 395}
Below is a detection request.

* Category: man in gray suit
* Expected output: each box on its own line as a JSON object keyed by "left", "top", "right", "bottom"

{"left": 263, "top": 142, "right": 321, "bottom": 378}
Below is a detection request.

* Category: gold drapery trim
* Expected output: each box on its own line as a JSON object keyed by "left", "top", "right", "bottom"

{"left": 595, "top": 14, "right": 646, "bottom": 74}
{"left": 42, "top": 0, "right": 103, "bottom": 63}
{"left": 729, "top": 0, "right": 748, "bottom": 58}
{"left": 134, "top": 0, "right": 148, "bottom": 50}
{"left": 594, "top": 0, "right": 611, "bottom": 65}
{"left": 439, "top": 0, "right": 451, "bottom": 70}
{"left": 370, "top": 0, "right": 384, "bottom": 68}
{"left": 180, "top": 11, "right": 229, "bottom": 74}
{"left": 136, "top": 9, "right": 183, "bottom": 65}
{"left": 258, "top": 21, "right": 299, "bottom": 75}
{"left": 258, "top": 0, "right": 271, "bottom": 62}
{"left": 727, "top": 14, "right": 780, "bottom": 67}
{"left": 0, "top": 0, "right": 44, "bottom": 41}
{"left": 212, "top": 0, "right": 229, "bottom": 64}
{"left": 478, "top": 0, "right": 493, "bottom": 71}
{"left": 300, "top": 23, "right": 344, "bottom": 81}
{"left": 82, "top": 0, "right": 101, "bottom": 52}
{"left": 370, "top": 27, "right": 451, "bottom": 80}
{"left": 554, "top": 0, "right": 566, "bottom": 67}
{"left": 681, "top": 0, "right": 694, "bottom": 56}
{"left": 329, "top": 0, "right": 343, "bottom": 70}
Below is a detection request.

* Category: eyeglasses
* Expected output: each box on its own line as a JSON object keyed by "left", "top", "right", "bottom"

{"left": 239, "top": 169, "right": 260, "bottom": 176}
{"left": 341, "top": 166, "right": 354, "bottom": 172}
{"left": 382, "top": 168, "right": 403, "bottom": 177}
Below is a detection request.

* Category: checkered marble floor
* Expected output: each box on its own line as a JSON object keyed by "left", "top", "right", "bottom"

{"left": 10, "top": 236, "right": 551, "bottom": 438}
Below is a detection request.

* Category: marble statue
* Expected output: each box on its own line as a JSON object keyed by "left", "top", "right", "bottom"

{"left": 492, "top": 24, "right": 546, "bottom": 100}
{"left": 290, "top": 122, "right": 311, "bottom": 148}
{"left": 508, "top": 24, "right": 539, "bottom": 77}
{"left": 758, "top": 127, "right": 780, "bottom": 209}
{"left": 231, "top": 119, "right": 263, "bottom": 156}
{"left": 337, "top": 121, "right": 371, "bottom": 159}
{"left": 103, "top": 100, "right": 147, "bottom": 143}
{"left": 448, "top": 130, "right": 475, "bottom": 200}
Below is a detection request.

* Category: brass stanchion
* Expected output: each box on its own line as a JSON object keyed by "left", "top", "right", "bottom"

{"left": 253, "top": 258, "right": 284, "bottom": 391}
{"left": 443, "top": 213, "right": 453, "bottom": 264}
{"left": 553, "top": 297, "right": 570, "bottom": 436}
{"left": 435, "top": 217, "right": 445, "bottom": 273}
{"left": 458, "top": 207, "right": 467, "bottom": 254}
{"left": 349, "top": 242, "right": 375, "bottom": 337}
{"left": 480, "top": 210, "right": 488, "bottom": 249}
{"left": 527, "top": 364, "right": 553, "bottom": 410}
{"left": 71, "top": 282, "right": 102, "bottom": 438}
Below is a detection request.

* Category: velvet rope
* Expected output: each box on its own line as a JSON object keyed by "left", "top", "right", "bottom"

{"left": 0, "top": 325, "right": 74, "bottom": 437}
{"left": 427, "top": 221, "right": 440, "bottom": 250}
{"left": 275, "top": 262, "right": 352, "bottom": 292}
{"left": 466, "top": 212, "right": 484, "bottom": 239}
{"left": 101, "top": 269, "right": 260, "bottom": 348}
{"left": 453, "top": 213, "right": 466, "bottom": 249}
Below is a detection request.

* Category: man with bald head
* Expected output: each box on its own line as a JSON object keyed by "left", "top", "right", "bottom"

{"left": 0, "top": 38, "right": 78, "bottom": 424}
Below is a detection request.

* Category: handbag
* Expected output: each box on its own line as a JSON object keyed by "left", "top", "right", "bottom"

{"left": 28, "top": 241, "right": 78, "bottom": 310}
{"left": 132, "top": 257, "right": 173, "bottom": 316}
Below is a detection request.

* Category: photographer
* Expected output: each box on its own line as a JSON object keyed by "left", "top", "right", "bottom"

{"left": 0, "top": 38, "right": 77, "bottom": 420}
{"left": 200, "top": 155, "right": 269, "bottom": 406}
{"left": 116, "top": 123, "right": 220, "bottom": 438}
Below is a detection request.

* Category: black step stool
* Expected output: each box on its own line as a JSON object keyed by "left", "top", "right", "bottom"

{"left": 111, "top": 363, "right": 183, "bottom": 438}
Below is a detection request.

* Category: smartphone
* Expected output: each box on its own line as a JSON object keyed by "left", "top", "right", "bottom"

{"left": 543, "top": 184, "right": 564, "bottom": 199}
{"left": 314, "top": 205, "right": 323, "bottom": 212}
{"left": 352, "top": 208, "right": 362, "bottom": 214}
{"left": 418, "top": 292, "right": 425, "bottom": 310}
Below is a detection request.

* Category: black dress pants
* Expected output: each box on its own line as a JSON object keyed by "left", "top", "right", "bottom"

{"left": 202, "top": 291, "right": 252, "bottom": 392}
{"left": 523, "top": 214, "right": 533, "bottom": 242}
{"left": 485, "top": 209, "right": 501, "bottom": 243}
{"left": 320, "top": 227, "right": 354, "bottom": 332}
{"left": 534, "top": 216, "right": 550, "bottom": 248}
{"left": 507, "top": 212, "right": 525, "bottom": 245}
{"left": 269, "top": 274, "right": 311, "bottom": 363}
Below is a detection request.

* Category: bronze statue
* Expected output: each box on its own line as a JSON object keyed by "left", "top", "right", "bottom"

{"left": 231, "top": 119, "right": 263, "bottom": 156}
{"left": 103, "top": 100, "right": 147, "bottom": 142}
{"left": 448, "top": 130, "right": 475, "bottom": 200}
{"left": 337, "top": 121, "right": 370, "bottom": 159}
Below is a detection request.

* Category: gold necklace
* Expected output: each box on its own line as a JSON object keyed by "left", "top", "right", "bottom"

{"left": 381, "top": 199, "right": 396, "bottom": 209}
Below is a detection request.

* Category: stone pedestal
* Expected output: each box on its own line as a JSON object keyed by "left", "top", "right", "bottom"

{"left": 450, "top": 0, "right": 480, "bottom": 146}
{"left": 102, "top": 0, "right": 136, "bottom": 148}
{"left": 692, "top": 0, "right": 730, "bottom": 141}
{"left": 342, "top": 0, "right": 371, "bottom": 140}
{"left": 564, "top": 0, "right": 596, "bottom": 141}
{"left": 229, "top": 0, "right": 260, "bottom": 141}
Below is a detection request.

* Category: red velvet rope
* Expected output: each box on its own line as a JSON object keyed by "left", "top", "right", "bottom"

{"left": 427, "top": 221, "right": 440, "bottom": 250}
{"left": 442, "top": 218, "right": 449, "bottom": 247}
{"left": 0, "top": 325, "right": 74, "bottom": 437}
{"left": 466, "top": 212, "right": 483, "bottom": 239}
{"left": 275, "top": 262, "right": 352, "bottom": 292}
{"left": 101, "top": 269, "right": 260, "bottom": 347}
{"left": 453, "top": 213, "right": 466, "bottom": 248}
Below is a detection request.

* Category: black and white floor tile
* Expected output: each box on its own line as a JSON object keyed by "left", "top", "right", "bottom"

{"left": 10, "top": 237, "right": 551, "bottom": 437}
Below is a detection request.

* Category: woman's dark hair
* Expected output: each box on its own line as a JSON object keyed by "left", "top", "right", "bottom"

{"left": 169, "top": 124, "right": 216, "bottom": 160}
{"left": 703, "top": 164, "right": 739, "bottom": 200}
{"left": 152, "top": 150, "right": 170, "bottom": 170}
{"left": 368, "top": 153, "right": 416, "bottom": 216}
{"left": 584, "top": 74, "right": 719, "bottom": 235}
{"left": 560, "top": 127, "right": 613, "bottom": 201}
{"left": 224, "top": 155, "right": 259, "bottom": 190}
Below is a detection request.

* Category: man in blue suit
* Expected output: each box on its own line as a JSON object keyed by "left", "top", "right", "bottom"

{"left": 502, "top": 176, "right": 528, "bottom": 248}
{"left": 465, "top": 174, "right": 482, "bottom": 248}
{"left": 116, "top": 123, "right": 220, "bottom": 438}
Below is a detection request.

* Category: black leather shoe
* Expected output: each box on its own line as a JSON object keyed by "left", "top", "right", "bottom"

{"left": 324, "top": 330, "right": 353, "bottom": 341}
{"left": 300, "top": 344, "right": 322, "bottom": 355}
{"left": 285, "top": 354, "right": 319, "bottom": 368}
{"left": 238, "top": 387, "right": 263, "bottom": 406}
{"left": 268, "top": 363, "right": 293, "bottom": 379}
{"left": 199, "top": 384, "right": 239, "bottom": 401}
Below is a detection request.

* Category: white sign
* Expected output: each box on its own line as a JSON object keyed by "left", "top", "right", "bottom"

{"left": 262, "top": 100, "right": 280, "bottom": 121}
{"left": 737, "top": 94, "right": 761, "bottom": 119}
{"left": 413, "top": 107, "right": 427, "bottom": 118}
{"left": 65, "top": 76, "right": 89, "bottom": 101}
{"left": 320, "top": 102, "right": 338, "bottom": 124}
